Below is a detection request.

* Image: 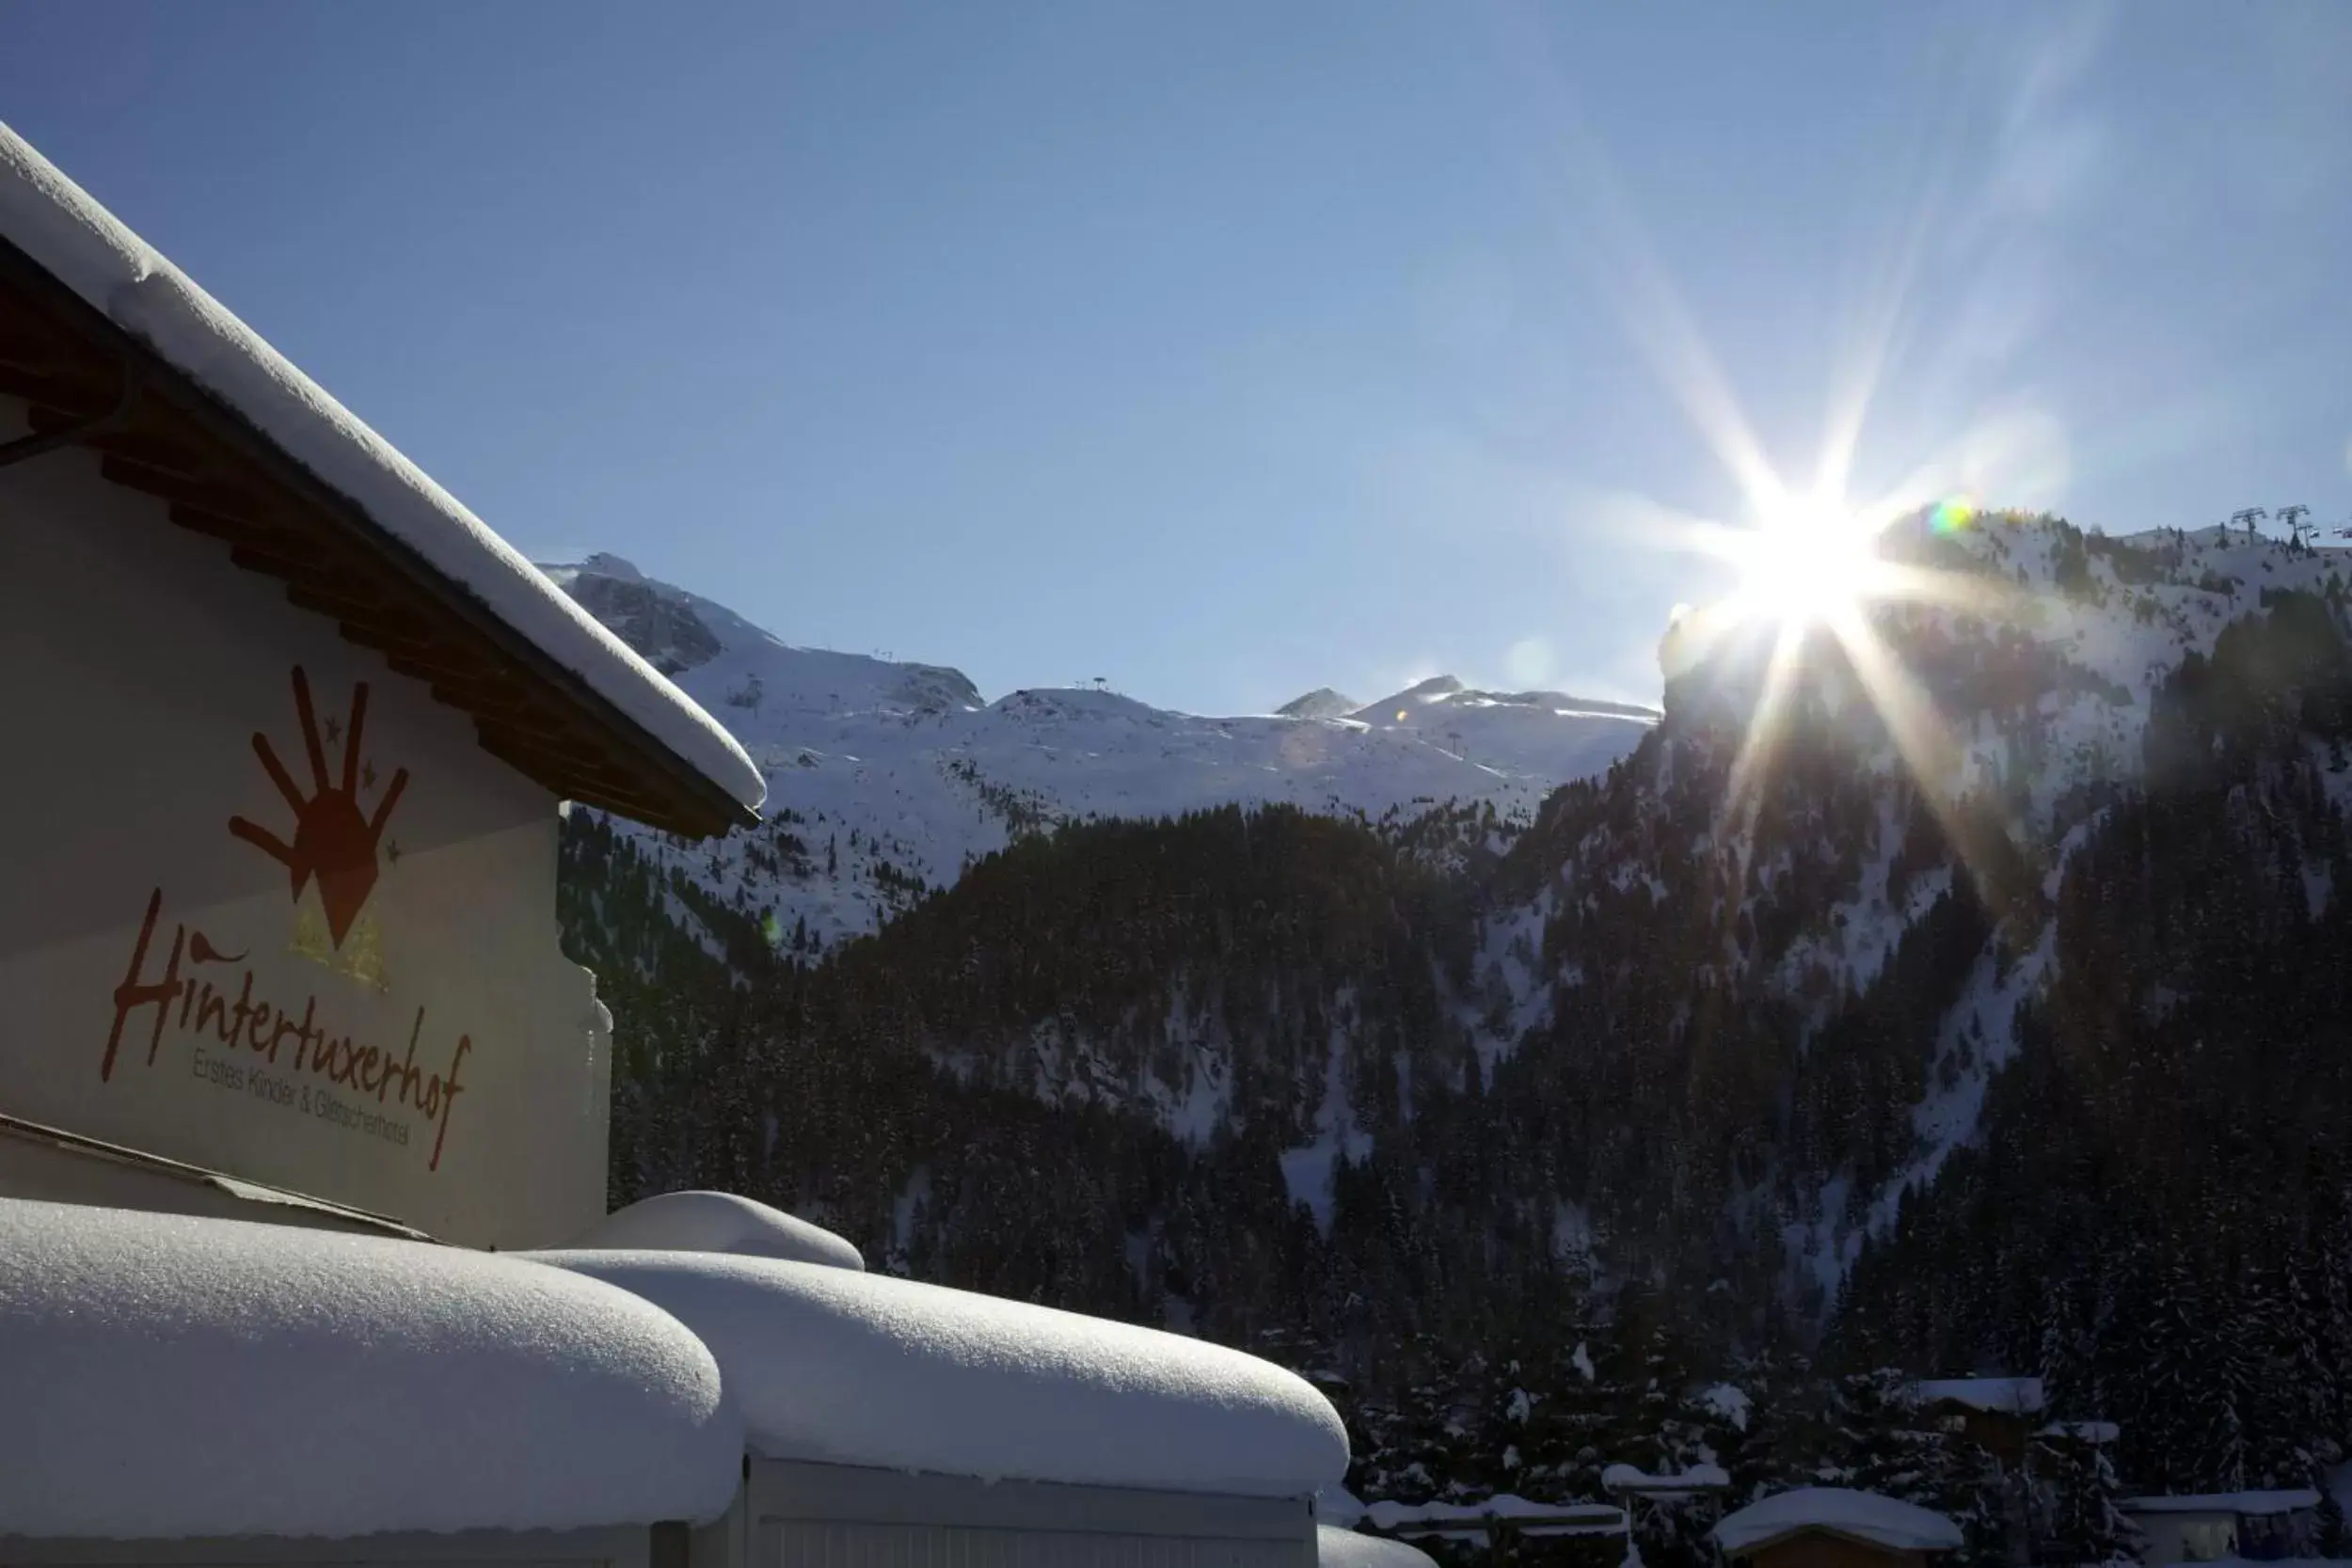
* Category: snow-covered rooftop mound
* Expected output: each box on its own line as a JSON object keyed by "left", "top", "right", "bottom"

{"left": 1716, "top": 1488, "right": 1963, "bottom": 1555}
{"left": 530, "top": 1250, "right": 1350, "bottom": 1497}
{"left": 562, "top": 1190, "right": 864, "bottom": 1270}
{"left": 1602, "top": 1462, "right": 1731, "bottom": 1493}
{"left": 0, "top": 123, "right": 763, "bottom": 819}
{"left": 1320, "top": 1526, "right": 1439, "bottom": 1568}
{"left": 1365, "top": 1496, "right": 1624, "bottom": 1538}
{"left": 2121, "top": 1492, "right": 2320, "bottom": 1516}
{"left": 0, "top": 1198, "right": 741, "bottom": 1540}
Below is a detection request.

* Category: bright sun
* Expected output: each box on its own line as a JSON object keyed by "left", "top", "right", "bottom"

{"left": 1721, "top": 491, "right": 1887, "bottom": 630}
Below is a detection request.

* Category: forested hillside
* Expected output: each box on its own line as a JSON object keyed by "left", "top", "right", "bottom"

{"left": 562, "top": 515, "right": 2352, "bottom": 1557}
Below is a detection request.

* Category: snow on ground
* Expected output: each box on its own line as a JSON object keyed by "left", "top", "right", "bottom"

{"left": 546, "top": 557, "right": 1654, "bottom": 953}
{"left": 1781, "top": 922, "right": 2054, "bottom": 1311}
{"left": 1346, "top": 676, "right": 1660, "bottom": 779}
{"left": 560, "top": 1189, "right": 864, "bottom": 1270}
{"left": 1714, "top": 1488, "right": 1962, "bottom": 1554}
{"left": 1468, "top": 892, "right": 1559, "bottom": 1056}
{"left": 1772, "top": 783, "right": 1953, "bottom": 1010}
{"left": 0, "top": 126, "right": 764, "bottom": 816}
{"left": 0, "top": 1197, "right": 740, "bottom": 1540}
{"left": 1872, "top": 923, "right": 2055, "bottom": 1231}
{"left": 530, "top": 1250, "right": 1349, "bottom": 1497}
{"left": 1280, "top": 1023, "right": 1376, "bottom": 1232}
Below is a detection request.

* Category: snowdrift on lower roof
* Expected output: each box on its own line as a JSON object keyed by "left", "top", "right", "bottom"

{"left": 1602, "top": 1463, "right": 1731, "bottom": 1493}
{"left": 562, "top": 1190, "right": 864, "bottom": 1270}
{"left": 530, "top": 1250, "right": 1350, "bottom": 1497}
{"left": 1365, "top": 1497, "right": 1623, "bottom": 1537}
{"left": 1321, "top": 1526, "right": 1438, "bottom": 1568}
{"left": 2122, "top": 1492, "right": 2320, "bottom": 1516}
{"left": 0, "top": 1198, "right": 741, "bottom": 1540}
{"left": 0, "top": 123, "right": 764, "bottom": 817}
{"left": 1715, "top": 1489, "right": 1963, "bottom": 1555}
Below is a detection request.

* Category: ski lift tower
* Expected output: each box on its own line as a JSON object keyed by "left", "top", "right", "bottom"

{"left": 2231, "top": 506, "right": 2268, "bottom": 539}
{"left": 2278, "top": 504, "right": 2313, "bottom": 547}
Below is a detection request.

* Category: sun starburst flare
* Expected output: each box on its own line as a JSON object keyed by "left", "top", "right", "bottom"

{"left": 1651, "top": 477, "right": 2044, "bottom": 932}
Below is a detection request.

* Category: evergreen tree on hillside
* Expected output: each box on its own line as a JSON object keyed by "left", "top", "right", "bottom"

{"left": 2033, "top": 1434, "right": 2138, "bottom": 1568}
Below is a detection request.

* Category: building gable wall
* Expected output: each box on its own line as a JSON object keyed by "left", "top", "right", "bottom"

{"left": 0, "top": 399, "right": 611, "bottom": 1246}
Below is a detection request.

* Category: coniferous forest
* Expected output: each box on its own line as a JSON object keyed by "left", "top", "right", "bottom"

{"left": 560, "top": 528, "right": 2352, "bottom": 1565}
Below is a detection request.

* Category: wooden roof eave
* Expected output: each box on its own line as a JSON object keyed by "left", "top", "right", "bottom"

{"left": 0, "top": 235, "right": 755, "bottom": 841}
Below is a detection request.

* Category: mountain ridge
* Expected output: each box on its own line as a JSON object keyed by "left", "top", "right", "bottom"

{"left": 542, "top": 554, "right": 1656, "bottom": 953}
{"left": 560, "top": 512, "right": 2352, "bottom": 1528}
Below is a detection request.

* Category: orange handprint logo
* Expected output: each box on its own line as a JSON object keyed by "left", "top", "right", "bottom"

{"left": 229, "top": 667, "right": 409, "bottom": 949}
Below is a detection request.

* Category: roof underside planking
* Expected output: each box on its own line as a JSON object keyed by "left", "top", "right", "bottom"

{"left": 0, "top": 236, "right": 752, "bottom": 840}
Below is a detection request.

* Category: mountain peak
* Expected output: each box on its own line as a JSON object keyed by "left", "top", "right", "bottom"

{"left": 1277, "top": 688, "right": 1359, "bottom": 721}
{"left": 578, "top": 552, "right": 645, "bottom": 582}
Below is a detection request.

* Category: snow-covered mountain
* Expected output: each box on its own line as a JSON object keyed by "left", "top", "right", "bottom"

{"left": 542, "top": 553, "right": 1657, "bottom": 953}
{"left": 582, "top": 512, "right": 2352, "bottom": 1510}
{"left": 1470, "top": 513, "right": 2352, "bottom": 1313}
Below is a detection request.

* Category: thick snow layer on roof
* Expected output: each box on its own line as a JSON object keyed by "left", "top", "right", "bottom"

{"left": 2038, "top": 1419, "right": 2120, "bottom": 1443}
{"left": 0, "top": 123, "right": 763, "bottom": 816}
{"left": 2122, "top": 1492, "right": 2320, "bottom": 1516}
{"left": 563, "top": 1191, "right": 863, "bottom": 1270}
{"left": 531, "top": 1250, "right": 1349, "bottom": 1497}
{"left": 1368, "top": 1497, "right": 1624, "bottom": 1532}
{"left": 1915, "top": 1376, "right": 2044, "bottom": 1414}
{"left": 1603, "top": 1464, "right": 1731, "bottom": 1493}
{"left": 0, "top": 1198, "right": 741, "bottom": 1540}
{"left": 1322, "top": 1527, "right": 1439, "bottom": 1568}
{"left": 1715, "top": 1490, "right": 1963, "bottom": 1554}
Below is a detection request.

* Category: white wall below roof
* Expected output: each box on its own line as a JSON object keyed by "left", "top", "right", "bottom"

{"left": 0, "top": 1525, "right": 659, "bottom": 1566}
{"left": 2129, "top": 1513, "right": 2240, "bottom": 1565}
{"left": 687, "top": 1460, "right": 1313, "bottom": 1568}
{"left": 0, "top": 399, "right": 612, "bottom": 1246}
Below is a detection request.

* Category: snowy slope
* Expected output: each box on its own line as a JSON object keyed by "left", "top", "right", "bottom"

{"left": 1475, "top": 513, "right": 2352, "bottom": 1312}
{"left": 545, "top": 555, "right": 1656, "bottom": 953}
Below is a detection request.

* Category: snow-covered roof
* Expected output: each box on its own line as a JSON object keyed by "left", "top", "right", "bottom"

{"left": 1366, "top": 1497, "right": 1625, "bottom": 1537}
{"left": 1321, "top": 1526, "right": 1440, "bottom": 1568}
{"left": 0, "top": 122, "right": 763, "bottom": 832}
{"left": 1915, "top": 1376, "right": 2045, "bottom": 1415}
{"left": 2038, "top": 1419, "right": 2120, "bottom": 1443}
{"left": 1602, "top": 1463, "right": 1731, "bottom": 1494}
{"left": 1715, "top": 1489, "right": 1963, "bottom": 1556}
{"left": 562, "top": 1191, "right": 864, "bottom": 1270}
{"left": 2122, "top": 1492, "right": 2320, "bottom": 1517}
{"left": 529, "top": 1250, "right": 1349, "bottom": 1498}
{"left": 0, "top": 1198, "right": 742, "bottom": 1540}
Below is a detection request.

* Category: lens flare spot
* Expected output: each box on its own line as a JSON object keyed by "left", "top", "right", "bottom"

{"left": 1931, "top": 495, "right": 1979, "bottom": 534}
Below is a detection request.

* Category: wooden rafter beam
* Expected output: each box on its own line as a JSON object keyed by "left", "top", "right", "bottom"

{"left": 0, "top": 231, "right": 753, "bottom": 838}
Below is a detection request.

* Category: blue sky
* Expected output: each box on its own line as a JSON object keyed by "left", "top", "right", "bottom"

{"left": 3, "top": 1, "right": 2346, "bottom": 712}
